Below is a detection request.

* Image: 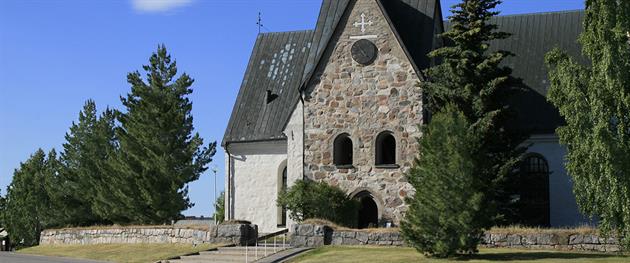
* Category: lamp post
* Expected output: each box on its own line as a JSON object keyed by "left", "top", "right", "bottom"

{"left": 211, "top": 166, "right": 218, "bottom": 223}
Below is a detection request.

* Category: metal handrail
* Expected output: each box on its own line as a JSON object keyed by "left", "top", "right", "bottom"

{"left": 244, "top": 228, "right": 290, "bottom": 263}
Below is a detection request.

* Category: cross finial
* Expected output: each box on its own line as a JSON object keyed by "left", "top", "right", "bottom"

{"left": 353, "top": 13, "right": 373, "bottom": 33}
{"left": 257, "top": 12, "right": 263, "bottom": 34}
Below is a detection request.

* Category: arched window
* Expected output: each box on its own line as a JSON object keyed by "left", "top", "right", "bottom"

{"left": 520, "top": 154, "right": 550, "bottom": 227}
{"left": 375, "top": 132, "right": 396, "bottom": 166}
{"left": 278, "top": 166, "right": 288, "bottom": 227}
{"left": 334, "top": 133, "right": 353, "bottom": 166}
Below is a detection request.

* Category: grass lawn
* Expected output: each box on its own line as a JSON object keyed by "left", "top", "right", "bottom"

{"left": 288, "top": 246, "right": 630, "bottom": 263}
{"left": 18, "top": 243, "right": 221, "bottom": 263}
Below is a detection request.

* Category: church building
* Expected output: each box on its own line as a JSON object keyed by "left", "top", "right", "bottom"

{"left": 222, "top": 0, "right": 589, "bottom": 233}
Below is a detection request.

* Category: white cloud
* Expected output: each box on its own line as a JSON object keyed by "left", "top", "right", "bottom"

{"left": 131, "top": 0, "right": 195, "bottom": 13}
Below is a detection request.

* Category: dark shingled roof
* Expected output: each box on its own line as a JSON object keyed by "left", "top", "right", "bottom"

{"left": 493, "top": 10, "right": 585, "bottom": 134}
{"left": 300, "top": 0, "right": 351, "bottom": 85}
{"left": 224, "top": 1, "right": 585, "bottom": 145}
{"left": 222, "top": 30, "right": 313, "bottom": 146}
{"left": 444, "top": 10, "right": 585, "bottom": 134}
{"left": 379, "top": 0, "right": 444, "bottom": 71}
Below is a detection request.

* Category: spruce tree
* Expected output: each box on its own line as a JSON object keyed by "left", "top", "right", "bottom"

{"left": 112, "top": 45, "right": 216, "bottom": 224}
{"left": 57, "top": 100, "right": 115, "bottom": 226}
{"left": 401, "top": 106, "right": 485, "bottom": 257}
{"left": 422, "top": 0, "right": 524, "bottom": 225}
{"left": 546, "top": 0, "right": 630, "bottom": 247}
{"left": 3, "top": 149, "right": 52, "bottom": 247}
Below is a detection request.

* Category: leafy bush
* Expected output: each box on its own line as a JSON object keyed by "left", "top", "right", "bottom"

{"left": 277, "top": 180, "right": 358, "bottom": 227}
{"left": 213, "top": 192, "right": 225, "bottom": 223}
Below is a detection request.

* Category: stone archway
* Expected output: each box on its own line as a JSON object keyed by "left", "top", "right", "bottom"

{"left": 357, "top": 195, "right": 378, "bottom": 228}
{"left": 350, "top": 189, "right": 381, "bottom": 229}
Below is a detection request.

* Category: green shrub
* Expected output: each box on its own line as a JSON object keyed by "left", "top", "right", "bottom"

{"left": 401, "top": 105, "right": 486, "bottom": 257}
{"left": 213, "top": 192, "right": 225, "bottom": 224}
{"left": 277, "top": 180, "right": 358, "bottom": 227}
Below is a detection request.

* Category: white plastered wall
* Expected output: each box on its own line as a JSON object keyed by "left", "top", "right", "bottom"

{"left": 283, "top": 101, "right": 305, "bottom": 231}
{"left": 224, "top": 140, "right": 288, "bottom": 233}
{"left": 526, "top": 134, "right": 592, "bottom": 227}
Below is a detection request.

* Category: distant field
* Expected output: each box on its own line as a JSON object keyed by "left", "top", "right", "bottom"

{"left": 288, "top": 246, "right": 630, "bottom": 263}
{"left": 18, "top": 243, "right": 220, "bottom": 263}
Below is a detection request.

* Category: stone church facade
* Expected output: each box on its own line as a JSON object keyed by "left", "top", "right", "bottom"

{"left": 223, "top": 0, "right": 590, "bottom": 233}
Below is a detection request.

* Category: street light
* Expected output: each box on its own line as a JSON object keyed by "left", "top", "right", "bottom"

{"left": 211, "top": 165, "right": 218, "bottom": 223}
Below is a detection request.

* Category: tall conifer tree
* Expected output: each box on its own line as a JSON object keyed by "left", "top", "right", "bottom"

{"left": 112, "top": 45, "right": 216, "bottom": 224}
{"left": 58, "top": 100, "right": 115, "bottom": 225}
{"left": 546, "top": 0, "right": 630, "bottom": 247}
{"left": 403, "top": 0, "right": 524, "bottom": 256}
{"left": 3, "top": 150, "right": 53, "bottom": 246}
{"left": 421, "top": 0, "right": 524, "bottom": 225}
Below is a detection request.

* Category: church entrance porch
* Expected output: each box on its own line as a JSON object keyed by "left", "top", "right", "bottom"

{"left": 354, "top": 191, "right": 379, "bottom": 229}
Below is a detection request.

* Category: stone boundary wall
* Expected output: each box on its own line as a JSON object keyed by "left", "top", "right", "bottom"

{"left": 291, "top": 224, "right": 622, "bottom": 252}
{"left": 290, "top": 224, "right": 403, "bottom": 247}
{"left": 482, "top": 232, "right": 621, "bottom": 252}
{"left": 40, "top": 224, "right": 257, "bottom": 246}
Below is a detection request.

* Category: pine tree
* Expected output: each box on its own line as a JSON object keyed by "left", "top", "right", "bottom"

{"left": 41, "top": 149, "right": 65, "bottom": 228}
{"left": 3, "top": 149, "right": 52, "bottom": 247}
{"left": 111, "top": 45, "right": 217, "bottom": 224}
{"left": 57, "top": 100, "right": 115, "bottom": 226}
{"left": 0, "top": 190, "right": 5, "bottom": 227}
{"left": 546, "top": 0, "right": 630, "bottom": 247}
{"left": 422, "top": 0, "right": 524, "bottom": 225}
{"left": 401, "top": 106, "right": 485, "bottom": 257}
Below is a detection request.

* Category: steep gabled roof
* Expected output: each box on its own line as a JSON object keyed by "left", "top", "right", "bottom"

{"left": 301, "top": 0, "right": 351, "bottom": 85}
{"left": 222, "top": 30, "right": 313, "bottom": 146}
{"left": 224, "top": 0, "right": 445, "bottom": 146}
{"left": 379, "top": 0, "right": 444, "bottom": 71}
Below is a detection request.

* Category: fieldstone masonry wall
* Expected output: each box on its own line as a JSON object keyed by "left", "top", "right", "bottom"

{"left": 40, "top": 224, "right": 257, "bottom": 246}
{"left": 291, "top": 224, "right": 622, "bottom": 252}
{"left": 290, "top": 224, "right": 403, "bottom": 247}
{"left": 482, "top": 232, "right": 621, "bottom": 252}
{"left": 303, "top": 0, "right": 422, "bottom": 225}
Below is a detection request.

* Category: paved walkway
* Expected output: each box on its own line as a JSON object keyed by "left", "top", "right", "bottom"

{"left": 0, "top": 252, "right": 107, "bottom": 263}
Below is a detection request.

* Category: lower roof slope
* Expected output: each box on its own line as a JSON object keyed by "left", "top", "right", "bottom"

{"left": 222, "top": 30, "right": 313, "bottom": 146}
{"left": 445, "top": 10, "right": 585, "bottom": 134}
{"left": 492, "top": 10, "right": 585, "bottom": 134}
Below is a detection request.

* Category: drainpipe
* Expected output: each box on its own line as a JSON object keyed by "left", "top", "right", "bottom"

{"left": 225, "top": 144, "right": 232, "bottom": 221}
{"left": 300, "top": 91, "right": 306, "bottom": 180}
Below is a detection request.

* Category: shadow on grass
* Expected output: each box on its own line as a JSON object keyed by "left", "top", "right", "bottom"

{"left": 455, "top": 251, "right": 627, "bottom": 261}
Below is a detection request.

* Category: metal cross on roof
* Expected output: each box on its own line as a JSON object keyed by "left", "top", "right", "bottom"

{"left": 353, "top": 13, "right": 373, "bottom": 33}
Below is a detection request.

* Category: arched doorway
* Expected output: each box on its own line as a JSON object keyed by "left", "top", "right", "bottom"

{"left": 354, "top": 192, "right": 379, "bottom": 229}
{"left": 520, "top": 154, "right": 550, "bottom": 227}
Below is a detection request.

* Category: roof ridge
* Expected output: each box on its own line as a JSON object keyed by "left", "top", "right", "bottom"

{"left": 258, "top": 29, "right": 315, "bottom": 36}
{"left": 443, "top": 9, "right": 584, "bottom": 23}
{"left": 495, "top": 9, "right": 584, "bottom": 18}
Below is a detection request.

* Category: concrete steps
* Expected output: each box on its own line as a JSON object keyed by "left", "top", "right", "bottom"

{"left": 168, "top": 244, "right": 292, "bottom": 263}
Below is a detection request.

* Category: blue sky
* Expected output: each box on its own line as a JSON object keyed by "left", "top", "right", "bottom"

{"left": 0, "top": 0, "right": 584, "bottom": 217}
